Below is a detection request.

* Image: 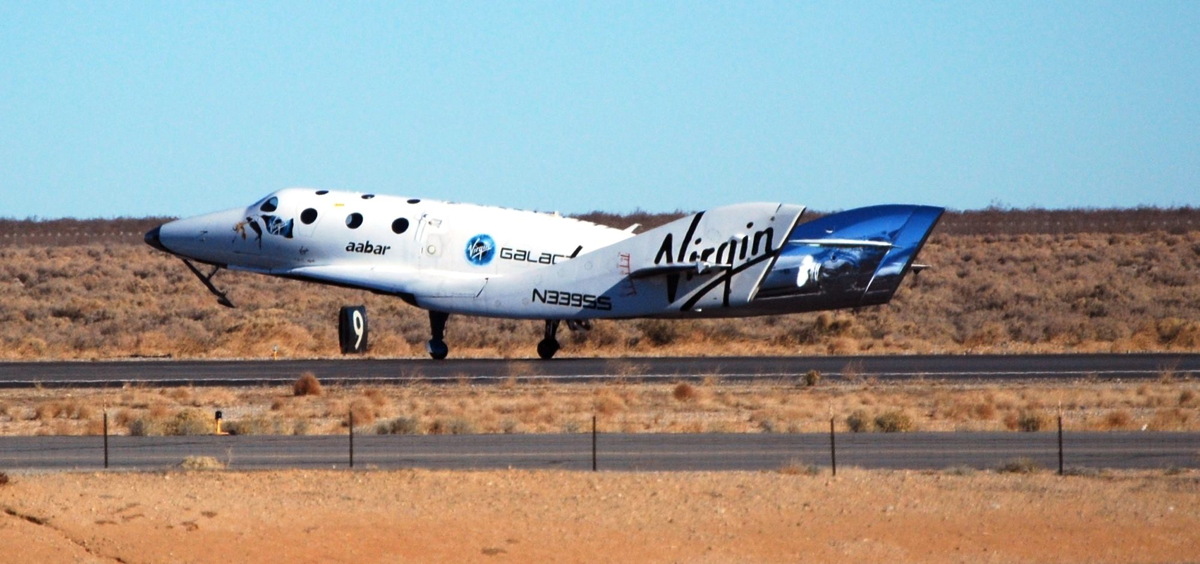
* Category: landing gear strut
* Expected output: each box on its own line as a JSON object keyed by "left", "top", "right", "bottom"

{"left": 537, "top": 320, "right": 561, "bottom": 360}
{"left": 426, "top": 310, "right": 449, "bottom": 360}
{"left": 181, "top": 259, "right": 235, "bottom": 308}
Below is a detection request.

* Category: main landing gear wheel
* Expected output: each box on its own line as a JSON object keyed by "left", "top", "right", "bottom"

{"left": 537, "top": 320, "right": 561, "bottom": 360}
{"left": 427, "top": 310, "right": 450, "bottom": 360}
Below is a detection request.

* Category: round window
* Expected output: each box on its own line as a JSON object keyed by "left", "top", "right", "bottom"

{"left": 392, "top": 218, "right": 409, "bottom": 234}
{"left": 301, "top": 208, "right": 318, "bottom": 225}
{"left": 346, "top": 213, "right": 363, "bottom": 229}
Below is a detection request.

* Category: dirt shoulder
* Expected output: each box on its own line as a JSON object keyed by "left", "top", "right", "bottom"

{"left": 1, "top": 468, "right": 1197, "bottom": 563}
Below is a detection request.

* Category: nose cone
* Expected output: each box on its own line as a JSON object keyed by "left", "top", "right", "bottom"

{"left": 144, "top": 225, "right": 170, "bottom": 253}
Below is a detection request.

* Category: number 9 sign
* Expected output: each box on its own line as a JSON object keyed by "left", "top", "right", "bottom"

{"left": 338, "top": 306, "right": 369, "bottom": 354}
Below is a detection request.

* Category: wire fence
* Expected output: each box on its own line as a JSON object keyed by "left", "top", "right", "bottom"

{"left": 1, "top": 417, "right": 1196, "bottom": 474}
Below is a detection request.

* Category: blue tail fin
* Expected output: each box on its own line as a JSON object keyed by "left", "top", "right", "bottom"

{"left": 755, "top": 205, "right": 943, "bottom": 310}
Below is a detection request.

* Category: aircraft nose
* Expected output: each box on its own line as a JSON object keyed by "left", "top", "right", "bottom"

{"left": 144, "top": 225, "right": 170, "bottom": 253}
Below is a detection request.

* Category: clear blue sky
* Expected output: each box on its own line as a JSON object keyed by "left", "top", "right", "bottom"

{"left": 2, "top": 1, "right": 1197, "bottom": 219}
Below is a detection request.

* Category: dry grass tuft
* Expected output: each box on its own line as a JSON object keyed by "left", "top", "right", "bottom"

{"left": 997, "top": 457, "right": 1041, "bottom": 474}
{"left": 1005, "top": 410, "right": 1047, "bottom": 432}
{"left": 846, "top": 409, "right": 873, "bottom": 432}
{"left": 874, "top": 410, "right": 915, "bottom": 432}
{"left": 178, "top": 455, "right": 225, "bottom": 471}
{"left": 672, "top": 382, "right": 697, "bottom": 402}
{"left": 803, "top": 370, "right": 821, "bottom": 387}
{"left": 1103, "top": 410, "right": 1134, "bottom": 430}
{"left": 293, "top": 372, "right": 323, "bottom": 396}
{"left": 779, "top": 458, "right": 821, "bottom": 475}
{"left": 593, "top": 389, "right": 625, "bottom": 416}
{"left": 347, "top": 399, "right": 376, "bottom": 426}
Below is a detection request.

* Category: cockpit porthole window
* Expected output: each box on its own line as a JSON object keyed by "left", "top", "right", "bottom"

{"left": 259, "top": 197, "right": 279, "bottom": 213}
{"left": 407, "top": 198, "right": 421, "bottom": 204}
{"left": 362, "top": 194, "right": 375, "bottom": 200}
{"left": 392, "top": 218, "right": 409, "bottom": 234}
{"left": 316, "top": 190, "right": 329, "bottom": 195}
{"left": 346, "top": 213, "right": 364, "bottom": 229}
{"left": 301, "top": 208, "right": 318, "bottom": 225}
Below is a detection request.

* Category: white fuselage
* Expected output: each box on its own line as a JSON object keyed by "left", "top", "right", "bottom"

{"left": 152, "top": 187, "right": 943, "bottom": 322}
{"left": 148, "top": 187, "right": 943, "bottom": 358}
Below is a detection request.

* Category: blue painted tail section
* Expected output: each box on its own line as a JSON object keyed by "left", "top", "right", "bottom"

{"left": 755, "top": 205, "right": 944, "bottom": 310}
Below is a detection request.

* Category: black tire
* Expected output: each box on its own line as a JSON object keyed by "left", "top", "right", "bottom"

{"left": 536, "top": 338, "right": 559, "bottom": 360}
{"left": 427, "top": 340, "right": 449, "bottom": 360}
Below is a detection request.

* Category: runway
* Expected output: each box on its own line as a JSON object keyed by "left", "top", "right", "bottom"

{"left": 0, "top": 353, "right": 1196, "bottom": 388}
{"left": 1, "top": 432, "right": 1195, "bottom": 472}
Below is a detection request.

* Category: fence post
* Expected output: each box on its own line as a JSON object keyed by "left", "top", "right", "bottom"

{"left": 103, "top": 411, "right": 109, "bottom": 469}
{"left": 829, "top": 416, "right": 837, "bottom": 477}
{"left": 1057, "top": 414, "right": 1064, "bottom": 476}
{"left": 349, "top": 410, "right": 355, "bottom": 469}
{"left": 591, "top": 415, "right": 597, "bottom": 472}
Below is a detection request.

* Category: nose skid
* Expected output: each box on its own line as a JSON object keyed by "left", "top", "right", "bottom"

{"left": 756, "top": 205, "right": 943, "bottom": 308}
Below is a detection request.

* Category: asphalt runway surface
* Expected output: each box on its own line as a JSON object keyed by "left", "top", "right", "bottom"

{"left": 1, "top": 432, "right": 1195, "bottom": 472}
{"left": 1, "top": 353, "right": 1197, "bottom": 388}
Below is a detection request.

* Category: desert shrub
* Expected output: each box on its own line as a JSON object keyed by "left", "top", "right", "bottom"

{"left": 803, "top": 370, "right": 821, "bottom": 387}
{"left": 1005, "top": 410, "right": 1047, "bottom": 432}
{"left": 846, "top": 410, "right": 873, "bottom": 432}
{"left": 672, "top": 382, "right": 696, "bottom": 402}
{"left": 758, "top": 418, "right": 779, "bottom": 433}
{"left": 224, "top": 416, "right": 279, "bottom": 435}
{"left": 593, "top": 391, "right": 625, "bottom": 416}
{"left": 34, "top": 402, "right": 62, "bottom": 420}
{"left": 127, "top": 417, "right": 166, "bottom": 436}
{"left": 972, "top": 402, "right": 997, "bottom": 420}
{"left": 1103, "top": 410, "right": 1133, "bottom": 430}
{"left": 1179, "top": 389, "right": 1196, "bottom": 406}
{"left": 501, "top": 419, "right": 520, "bottom": 434}
{"left": 170, "top": 409, "right": 214, "bottom": 436}
{"left": 0, "top": 472, "right": 8, "bottom": 486}
{"left": 293, "top": 372, "right": 323, "bottom": 396}
{"left": 874, "top": 410, "right": 914, "bottom": 432}
{"left": 636, "top": 319, "right": 680, "bottom": 346}
{"left": 779, "top": 458, "right": 820, "bottom": 476}
{"left": 113, "top": 409, "right": 135, "bottom": 427}
{"left": 347, "top": 400, "right": 377, "bottom": 426}
{"left": 943, "top": 465, "right": 976, "bottom": 476}
{"left": 429, "top": 418, "right": 475, "bottom": 435}
{"left": 376, "top": 416, "right": 421, "bottom": 435}
{"left": 82, "top": 418, "right": 104, "bottom": 435}
{"left": 292, "top": 420, "right": 310, "bottom": 435}
{"left": 33, "top": 400, "right": 90, "bottom": 420}
{"left": 997, "top": 457, "right": 1041, "bottom": 474}
{"left": 179, "top": 455, "right": 225, "bottom": 471}
{"left": 362, "top": 388, "right": 389, "bottom": 407}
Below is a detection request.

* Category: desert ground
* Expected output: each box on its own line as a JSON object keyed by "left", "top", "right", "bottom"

{"left": 2, "top": 378, "right": 1198, "bottom": 563}
{"left": 1, "top": 468, "right": 1197, "bottom": 563}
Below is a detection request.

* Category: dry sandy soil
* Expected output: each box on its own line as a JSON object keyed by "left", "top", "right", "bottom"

{"left": 1, "top": 468, "right": 1197, "bottom": 563}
